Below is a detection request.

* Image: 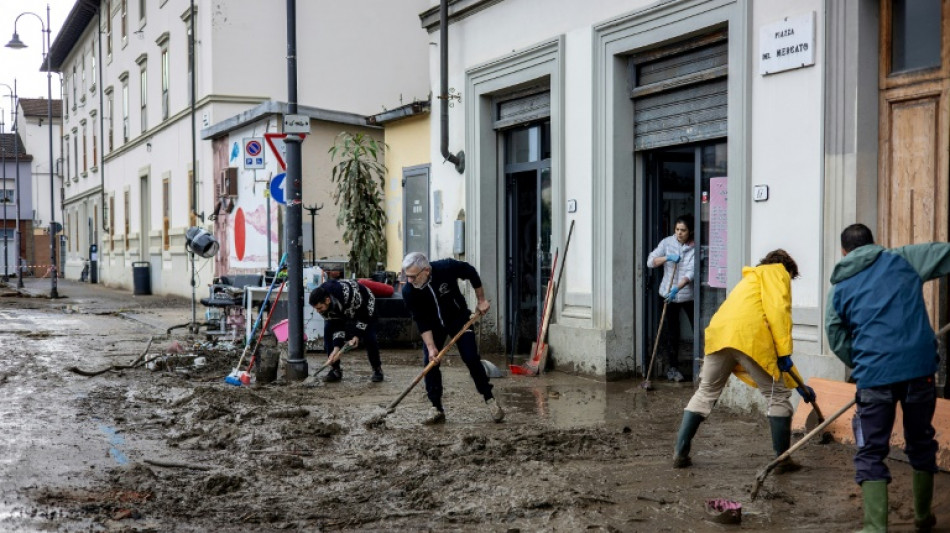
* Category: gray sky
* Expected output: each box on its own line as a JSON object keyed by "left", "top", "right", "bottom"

{"left": 0, "top": 0, "right": 75, "bottom": 109}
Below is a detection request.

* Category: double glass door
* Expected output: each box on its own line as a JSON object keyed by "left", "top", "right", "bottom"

{"left": 642, "top": 141, "right": 727, "bottom": 380}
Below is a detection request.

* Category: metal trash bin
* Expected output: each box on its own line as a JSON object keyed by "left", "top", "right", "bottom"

{"left": 132, "top": 261, "right": 151, "bottom": 295}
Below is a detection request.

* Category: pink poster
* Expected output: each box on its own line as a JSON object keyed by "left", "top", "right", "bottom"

{"left": 708, "top": 177, "right": 728, "bottom": 288}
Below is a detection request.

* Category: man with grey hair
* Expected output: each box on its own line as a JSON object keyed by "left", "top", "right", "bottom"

{"left": 401, "top": 252, "right": 504, "bottom": 424}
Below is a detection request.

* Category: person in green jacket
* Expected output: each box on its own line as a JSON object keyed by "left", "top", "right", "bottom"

{"left": 826, "top": 223, "right": 950, "bottom": 533}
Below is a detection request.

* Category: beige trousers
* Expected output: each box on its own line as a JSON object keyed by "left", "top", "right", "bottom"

{"left": 685, "top": 347, "right": 793, "bottom": 417}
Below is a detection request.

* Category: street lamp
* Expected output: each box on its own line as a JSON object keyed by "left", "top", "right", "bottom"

{"left": 0, "top": 82, "right": 14, "bottom": 284}
{"left": 7, "top": 4, "right": 58, "bottom": 298}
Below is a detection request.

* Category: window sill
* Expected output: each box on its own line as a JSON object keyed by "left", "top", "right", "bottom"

{"left": 71, "top": 175, "right": 79, "bottom": 183}
{"left": 81, "top": 172, "right": 88, "bottom": 179}
{"left": 90, "top": 166, "right": 98, "bottom": 173}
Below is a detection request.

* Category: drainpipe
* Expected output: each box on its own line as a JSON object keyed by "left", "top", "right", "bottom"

{"left": 439, "top": 0, "right": 464, "bottom": 173}
{"left": 97, "top": 7, "right": 105, "bottom": 283}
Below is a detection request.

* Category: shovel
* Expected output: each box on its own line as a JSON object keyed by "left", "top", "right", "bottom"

{"left": 306, "top": 342, "right": 355, "bottom": 383}
{"left": 751, "top": 398, "right": 857, "bottom": 500}
{"left": 784, "top": 367, "right": 834, "bottom": 444}
{"left": 641, "top": 261, "right": 678, "bottom": 390}
{"left": 363, "top": 311, "right": 483, "bottom": 428}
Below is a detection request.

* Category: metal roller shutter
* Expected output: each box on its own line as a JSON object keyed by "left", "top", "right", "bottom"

{"left": 630, "top": 30, "right": 728, "bottom": 150}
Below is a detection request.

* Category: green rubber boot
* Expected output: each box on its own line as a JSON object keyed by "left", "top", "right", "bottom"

{"left": 913, "top": 470, "right": 936, "bottom": 532}
{"left": 672, "top": 410, "right": 703, "bottom": 468}
{"left": 858, "top": 480, "right": 888, "bottom": 533}
{"left": 768, "top": 415, "right": 801, "bottom": 474}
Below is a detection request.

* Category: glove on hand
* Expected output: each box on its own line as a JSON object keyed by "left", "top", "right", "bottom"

{"left": 776, "top": 355, "right": 794, "bottom": 373}
{"left": 796, "top": 385, "right": 817, "bottom": 404}
{"left": 665, "top": 253, "right": 681, "bottom": 263}
{"left": 666, "top": 286, "right": 680, "bottom": 302}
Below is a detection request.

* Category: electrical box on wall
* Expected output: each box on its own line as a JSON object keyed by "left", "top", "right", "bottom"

{"left": 453, "top": 220, "right": 464, "bottom": 255}
{"left": 222, "top": 167, "right": 238, "bottom": 197}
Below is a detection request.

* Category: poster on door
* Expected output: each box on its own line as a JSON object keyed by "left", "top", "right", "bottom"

{"left": 708, "top": 177, "right": 727, "bottom": 288}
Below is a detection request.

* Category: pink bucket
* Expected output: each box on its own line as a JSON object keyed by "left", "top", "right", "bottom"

{"left": 271, "top": 319, "right": 307, "bottom": 343}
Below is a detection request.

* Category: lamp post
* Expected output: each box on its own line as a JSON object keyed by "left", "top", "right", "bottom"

{"left": 7, "top": 4, "right": 58, "bottom": 298}
{"left": 0, "top": 83, "right": 12, "bottom": 283}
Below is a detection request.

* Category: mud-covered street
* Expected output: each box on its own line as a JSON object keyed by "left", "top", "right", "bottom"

{"left": 0, "top": 279, "right": 946, "bottom": 532}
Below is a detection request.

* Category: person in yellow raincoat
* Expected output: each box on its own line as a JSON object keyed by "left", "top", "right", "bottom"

{"left": 672, "top": 249, "right": 812, "bottom": 470}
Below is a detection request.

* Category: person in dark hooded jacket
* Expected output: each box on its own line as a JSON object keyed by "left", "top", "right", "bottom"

{"left": 826, "top": 223, "right": 950, "bottom": 532}
{"left": 309, "top": 279, "right": 383, "bottom": 383}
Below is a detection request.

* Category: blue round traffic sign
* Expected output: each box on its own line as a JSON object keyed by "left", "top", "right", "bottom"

{"left": 270, "top": 173, "right": 287, "bottom": 205}
{"left": 246, "top": 140, "right": 263, "bottom": 157}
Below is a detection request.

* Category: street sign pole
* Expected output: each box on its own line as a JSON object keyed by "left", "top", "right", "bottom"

{"left": 283, "top": 0, "right": 308, "bottom": 381}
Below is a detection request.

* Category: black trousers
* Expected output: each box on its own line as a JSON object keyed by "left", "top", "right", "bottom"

{"left": 853, "top": 375, "right": 938, "bottom": 484}
{"left": 324, "top": 319, "right": 381, "bottom": 371}
{"left": 423, "top": 319, "right": 493, "bottom": 411}
{"left": 661, "top": 300, "right": 695, "bottom": 369}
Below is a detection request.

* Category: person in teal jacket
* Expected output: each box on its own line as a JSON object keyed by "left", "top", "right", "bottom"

{"left": 826, "top": 223, "right": 950, "bottom": 533}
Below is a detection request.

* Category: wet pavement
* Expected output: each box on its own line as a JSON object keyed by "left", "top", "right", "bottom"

{"left": 0, "top": 278, "right": 946, "bottom": 531}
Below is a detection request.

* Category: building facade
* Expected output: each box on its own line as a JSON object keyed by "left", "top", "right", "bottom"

{"left": 418, "top": 0, "right": 950, "bottom": 409}
{"left": 50, "top": 0, "right": 431, "bottom": 296}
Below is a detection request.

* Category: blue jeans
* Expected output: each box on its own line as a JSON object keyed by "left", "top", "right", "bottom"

{"left": 853, "top": 375, "right": 938, "bottom": 484}
{"left": 423, "top": 319, "right": 493, "bottom": 411}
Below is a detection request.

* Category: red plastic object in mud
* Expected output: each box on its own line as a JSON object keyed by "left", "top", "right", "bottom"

{"left": 357, "top": 279, "right": 395, "bottom": 298}
{"left": 704, "top": 498, "right": 742, "bottom": 525}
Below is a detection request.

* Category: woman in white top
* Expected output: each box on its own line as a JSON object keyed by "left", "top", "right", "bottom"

{"left": 646, "top": 214, "right": 696, "bottom": 382}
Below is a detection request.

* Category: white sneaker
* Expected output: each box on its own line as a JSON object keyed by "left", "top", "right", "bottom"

{"left": 422, "top": 406, "right": 445, "bottom": 425}
{"left": 486, "top": 398, "right": 505, "bottom": 422}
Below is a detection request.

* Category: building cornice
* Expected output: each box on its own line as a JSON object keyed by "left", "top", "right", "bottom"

{"left": 201, "top": 100, "right": 376, "bottom": 140}
{"left": 419, "top": 0, "right": 505, "bottom": 32}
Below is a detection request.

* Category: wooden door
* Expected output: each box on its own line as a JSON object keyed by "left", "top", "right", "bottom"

{"left": 879, "top": 0, "right": 950, "bottom": 326}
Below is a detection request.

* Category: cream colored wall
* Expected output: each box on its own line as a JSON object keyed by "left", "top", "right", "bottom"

{"left": 382, "top": 114, "right": 430, "bottom": 272}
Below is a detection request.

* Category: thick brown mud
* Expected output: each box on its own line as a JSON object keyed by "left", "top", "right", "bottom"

{"left": 0, "top": 281, "right": 946, "bottom": 531}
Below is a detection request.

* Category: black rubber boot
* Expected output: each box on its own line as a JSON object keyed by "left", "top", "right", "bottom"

{"left": 371, "top": 367, "right": 384, "bottom": 382}
{"left": 913, "top": 470, "right": 936, "bottom": 532}
{"left": 768, "top": 416, "right": 801, "bottom": 474}
{"left": 673, "top": 410, "right": 704, "bottom": 468}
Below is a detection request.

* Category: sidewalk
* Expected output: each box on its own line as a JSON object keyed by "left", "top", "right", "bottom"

{"left": 4, "top": 276, "right": 195, "bottom": 333}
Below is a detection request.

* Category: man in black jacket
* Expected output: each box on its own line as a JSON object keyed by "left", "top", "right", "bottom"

{"left": 401, "top": 252, "right": 504, "bottom": 424}
{"left": 309, "top": 279, "right": 383, "bottom": 383}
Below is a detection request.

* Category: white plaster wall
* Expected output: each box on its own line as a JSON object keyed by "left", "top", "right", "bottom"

{"left": 749, "top": 0, "right": 824, "bottom": 309}
{"left": 209, "top": 0, "right": 431, "bottom": 116}
{"left": 17, "top": 111, "right": 62, "bottom": 228}
{"left": 425, "top": 0, "right": 652, "bottom": 286}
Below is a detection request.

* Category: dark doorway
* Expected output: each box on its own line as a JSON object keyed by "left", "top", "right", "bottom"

{"left": 504, "top": 121, "right": 551, "bottom": 360}
{"left": 642, "top": 141, "right": 728, "bottom": 381}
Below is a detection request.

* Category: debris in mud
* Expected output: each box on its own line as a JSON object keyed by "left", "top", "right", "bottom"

{"left": 203, "top": 474, "right": 244, "bottom": 495}
{"left": 705, "top": 498, "right": 742, "bottom": 525}
{"left": 270, "top": 407, "right": 310, "bottom": 419}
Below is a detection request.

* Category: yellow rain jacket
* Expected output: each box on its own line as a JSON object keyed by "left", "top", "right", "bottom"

{"left": 704, "top": 263, "right": 796, "bottom": 389}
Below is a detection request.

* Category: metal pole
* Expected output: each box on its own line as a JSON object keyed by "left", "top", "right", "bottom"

{"left": 46, "top": 5, "right": 57, "bottom": 298}
{"left": 284, "top": 0, "right": 307, "bottom": 380}
{"left": 12, "top": 82, "right": 21, "bottom": 289}
{"left": 304, "top": 203, "right": 322, "bottom": 267}
{"left": 189, "top": 0, "right": 198, "bottom": 332}
{"left": 1, "top": 107, "right": 7, "bottom": 282}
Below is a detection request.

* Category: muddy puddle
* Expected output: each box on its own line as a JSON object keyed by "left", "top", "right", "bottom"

{"left": 0, "top": 289, "right": 946, "bottom": 531}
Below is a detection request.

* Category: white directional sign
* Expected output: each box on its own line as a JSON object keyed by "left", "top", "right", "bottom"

{"left": 283, "top": 114, "right": 311, "bottom": 134}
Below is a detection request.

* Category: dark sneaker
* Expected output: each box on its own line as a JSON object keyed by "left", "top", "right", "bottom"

{"left": 371, "top": 367, "right": 384, "bottom": 383}
{"left": 423, "top": 407, "right": 445, "bottom": 425}
{"left": 673, "top": 454, "right": 692, "bottom": 468}
{"left": 323, "top": 368, "right": 342, "bottom": 383}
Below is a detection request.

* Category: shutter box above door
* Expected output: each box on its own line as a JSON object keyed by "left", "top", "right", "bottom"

{"left": 630, "top": 29, "right": 728, "bottom": 150}
{"left": 494, "top": 88, "right": 551, "bottom": 130}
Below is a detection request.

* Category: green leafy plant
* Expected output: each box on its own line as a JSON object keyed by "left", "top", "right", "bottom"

{"left": 329, "top": 132, "right": 388, "bottom": 278}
